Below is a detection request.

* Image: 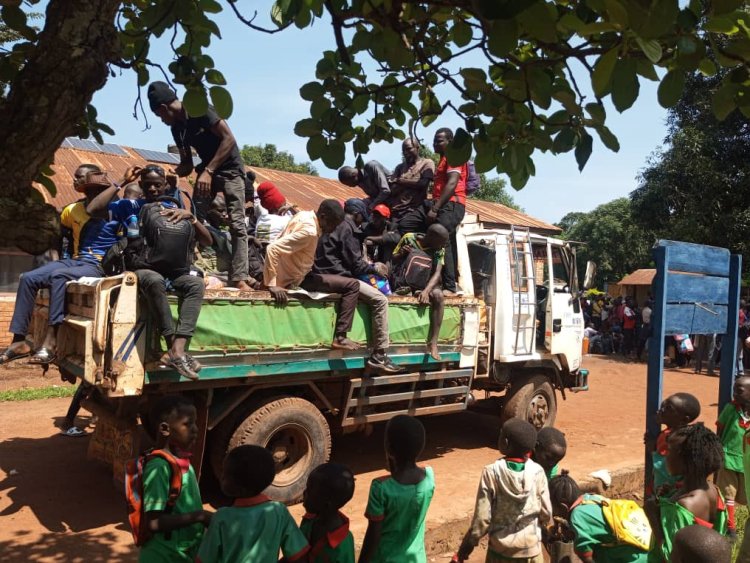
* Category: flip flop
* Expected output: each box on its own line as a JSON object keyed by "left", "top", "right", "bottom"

{"left": 62, "top": 426, "right": 86, "bottom": 438}
{"left": 28, "top": 347, "right": 56, "bottom": 365}
{"left": 0, "top": 347, "right": 31, "bottom": 366}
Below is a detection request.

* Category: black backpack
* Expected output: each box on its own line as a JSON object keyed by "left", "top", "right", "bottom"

{"left": 133, "top": 197, "right": 195, "bottom": 276}
{"left": 393, "top": 248, "right": 433, "bottom": 292}
{"left": 102, "top": 237, "right": 129, "bottom": 276}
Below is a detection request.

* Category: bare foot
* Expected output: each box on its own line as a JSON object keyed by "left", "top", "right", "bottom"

{"left": 427, "top": 342, "right": 440, "bottom": 361}
{"left": 331, "top": 337, "right": 360, "bottom": 351}
{"left": 442, "top": 290, "right": 457, "bottom": 297}
{"left": 233, "top": 280, "right": 253, "bottom": 291}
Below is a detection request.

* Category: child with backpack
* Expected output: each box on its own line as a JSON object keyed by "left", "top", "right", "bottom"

{"left": 299, "top": 462, "right": 356, "bottom": 563}
{"left": 548, "top": 471, "right": 650, "bottom": 563}
{"left": 456, "top": 418, "right": 551, "bottom": 563}
{"left": 532, "top": 427, "right": 567, "bottom": 481}
{"left": 359, "top": 415, "right": 435, "bottom": 563}
{"left": 647, "top": 423, "right": 727, "bottom": 562}
{"left": 391, "top": 224, "right": 449, "bottom": 361}
{"left": 127, "top": 395, "right": 211, "bottom": 562}
{"left": 197, "top": 445, "right": 309, "bottom": 563}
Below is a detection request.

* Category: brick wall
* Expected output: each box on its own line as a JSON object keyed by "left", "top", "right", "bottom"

{"left": 0, "top": 295, "right": 15, "bottom": 348}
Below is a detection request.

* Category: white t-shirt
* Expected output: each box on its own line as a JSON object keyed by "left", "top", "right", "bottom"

{"left": 254, "top": 202, "right": 292, "bottom": 243}
{"left": 641, "top": 306, "right": 652, "bottom": 324}
{"left": 584, "top": 327, "right": 598, "bottom": 338}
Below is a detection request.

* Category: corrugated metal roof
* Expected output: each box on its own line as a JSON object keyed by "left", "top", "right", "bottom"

{"left": 619, "top": 269, "right": 656, "bottom": 286}
{"left": 36, "top": 145, "right": 560, "bottom": 234}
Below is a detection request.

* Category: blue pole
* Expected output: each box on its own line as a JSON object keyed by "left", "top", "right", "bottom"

{"left": 719, "top": 254, "right": 742, "bottom": 410}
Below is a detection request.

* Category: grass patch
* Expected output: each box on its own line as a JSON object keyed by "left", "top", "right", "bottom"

{"left": 0, "top": 385, "right": 77, "bottom": 402}
{"left": 734, "top": 505, "right": 748, "bottom": 562}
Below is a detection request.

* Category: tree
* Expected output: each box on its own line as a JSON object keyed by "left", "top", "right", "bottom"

{"left": 630, "top": 71, "right": 750, "bottom": 261}
{"left": 470, "top": 175, "right": 522, "bottom": 210}
{"left": 241, "top": 144, "right": 318, "bottom": 176}
{"left": 0, "top": 0, "right": 748, "bottom": 253}
{"left": 557, "top": 198, "right": 653, "bottom": 285}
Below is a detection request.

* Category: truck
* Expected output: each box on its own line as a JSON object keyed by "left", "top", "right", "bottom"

{"left": 43, "top": 214, "right": 594, "bottom": 504}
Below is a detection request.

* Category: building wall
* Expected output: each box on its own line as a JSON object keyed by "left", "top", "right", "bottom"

{"left": 0, "top": 295, "right": 15, "bottom": 348}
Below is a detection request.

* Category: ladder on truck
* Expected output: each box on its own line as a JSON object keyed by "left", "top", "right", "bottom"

{"left": 510, "top": 226, "right": 537, "bottom": 355}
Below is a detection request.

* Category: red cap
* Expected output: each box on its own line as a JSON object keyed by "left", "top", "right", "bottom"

{"left": 372, "top": 204, "right": 391, "bottom": 218}
{"left": 256, "top": 181, "right": 285, "bottom": 212}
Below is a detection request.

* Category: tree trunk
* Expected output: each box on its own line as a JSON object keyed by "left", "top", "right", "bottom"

{"left": 0, "top": 0, "right": 121, "bottom": 255}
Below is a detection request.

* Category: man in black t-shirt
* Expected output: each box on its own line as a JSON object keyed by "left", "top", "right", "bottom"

{"left": 147, "top": 81, "right": 253, "bottom": 290}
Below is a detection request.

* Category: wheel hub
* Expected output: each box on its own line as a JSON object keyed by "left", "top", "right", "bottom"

{"left": 264, "top": 423, "right": 312, "bottom": 487}
{"left": 528, "top": 392, "right": 549, "bottom": 428}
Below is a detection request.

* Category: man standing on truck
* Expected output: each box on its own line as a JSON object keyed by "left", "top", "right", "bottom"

{"left": 0, "top": 164, "right": 140, "bottom": 366}
{"left": 397, "top": 128, "right": 467, "bottom": 295}
{"left": 338, "top": 160, "right": 391, "bottom": 211}
{"left": 301, "top": 204, "right": 401, "bottom": 374}
{"left": 387, "top": 137, "right": 435, "bottom": 221}
{"left": 147, "top": 81, "right": 254, "bottom": 291}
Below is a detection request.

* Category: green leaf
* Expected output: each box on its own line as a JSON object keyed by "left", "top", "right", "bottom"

{"left": 36, "top": 173, "right": 57, "bottom": 198}
{"left": 306, "top": 135, "right": 326, "bottom": 160}
{"left": 461, "top": 68, "right": 489, "bottom": 92}
{"left": 487, "top": 19, "right": 519, "bottom": 57}
{"left": 205, "top": 69, "right": 226, "bottom": 85}
{"left": 585, "top": 102, "right": 606, "bottom": 124}
{"left": 712, "top": 83, "right": 737, "bottom": 120}
{"left": 698, "top": 59, "right": 718, "bottom": 76}
{"left": 636, "top": 37, "right": 663, "bottom": 63}
{"left": 657, "top": 71, "right": 685, "bottom": 108}
{"left": 553, "top": 128, "right": 577, "bottom": 153}
{"left": 636, "top": 59, "right": 659, "bottom": 81}
{"left": 300, "top": 81, "right": 325, "bottom": 101}
{"left": 209, "top": 86, "right": 233, "bottom": 118}
{"left": 136, "top": 66, "right": 150, "bottom": 87}
{"left": 592, "top": 49, "right": 618, "bottom": 97}
{"left": 199, "top": 0, "right": 223, "bottom": 13}
{"left": 446, "top": 128, "right": 473, "bottom": 167}
{"left": 452, "top": 20, "right": 472, "bottom": 47}
{"left": 712, "top": 0, "right": 743, "bottom": 15}
{"left": 595, "top": 125, "right": 620, "bottom": 152}
{"left": 611, "top": 59, "right": 639, "bottom": 112}
{"left": 518, "top": 2, "right": 558, "bottom": 43}
{"left": 321, "top": 140, "right": 346, "bottom": 169}
{"left": 294, "top": 118, "right": 322, "bottom": 137}
{"left": 1, "top": 5, "right": 27, "bottom": 32}
{"left": 604, "top": 0, "right": 629, "bottom": 26}
{"left": 575, "top": 131, "right": 594, "bottom": 171}
{"left": 183, "top": 88, "right": 208, "bottom": 117}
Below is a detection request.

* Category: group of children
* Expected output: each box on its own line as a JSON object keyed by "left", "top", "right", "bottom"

{"left": 134, "top": 385, "right": 750, "bottom": 563}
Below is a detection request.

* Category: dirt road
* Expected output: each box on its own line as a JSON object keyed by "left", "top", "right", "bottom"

{"left": 0, "top": 356, "right": 721, "bottom": 562}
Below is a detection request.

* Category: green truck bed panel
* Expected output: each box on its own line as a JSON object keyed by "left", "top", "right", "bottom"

{"left": 170, "top": 298, "right": 464, "bottom": 353}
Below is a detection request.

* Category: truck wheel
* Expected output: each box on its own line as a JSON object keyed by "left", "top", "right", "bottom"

{"left": 502, "top": 374, "right": 557, "bottom": 429}
{"left": 214, "top": 396, "right": 331, "bottom": 505}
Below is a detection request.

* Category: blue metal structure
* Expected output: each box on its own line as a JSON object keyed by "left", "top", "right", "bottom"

{"left": 645, "top": 240, "right": 742, "bottom": 489}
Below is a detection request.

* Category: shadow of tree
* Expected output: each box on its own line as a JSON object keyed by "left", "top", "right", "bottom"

{"left": 0, "top": 529, "right": 137, "bottom": 562}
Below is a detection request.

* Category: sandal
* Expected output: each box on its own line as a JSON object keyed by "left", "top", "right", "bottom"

{"left": 166, "top": 354, "right": 200, "bottom": 381}
{"left": 0, "top": 346, "right": 32, "bottom": 366}
{"left": 62, "top": 426, "right": 86, "bottom": 438}
{"left": 186, "top": 355, "right": 202, "bottom": 373}
{"left": 28, "top": 347, "right": 56, "bottom": 365}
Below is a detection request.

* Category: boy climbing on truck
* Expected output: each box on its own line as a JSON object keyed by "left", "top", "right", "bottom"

{"left": 392, "top": 224, "right": 449, "bottom": 360}
{"left": 137, "top": 395, "right": 211, "bottom": 562}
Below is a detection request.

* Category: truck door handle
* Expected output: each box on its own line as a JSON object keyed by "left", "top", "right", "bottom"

{"left": 553, "top": 319, "right": 562, "bottom": 333}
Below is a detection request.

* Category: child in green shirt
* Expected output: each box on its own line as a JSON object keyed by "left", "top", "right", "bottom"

{"left": 647, "top": 424, "right": 727, "bottom": 562}
{"left": 716, "top": 375, "right": 750, "bottom": 535}
{"left": 669, "top": 525, "right": 731, "bottom": 562}
{"left": 532, "top": 427, "right": 567, "bottom": 481}
{"left": 139, "top": 395, "right": 212, "bottom": 563}
{"left": 549, "top": 471, "right": 648, "bottom": 563}
{"left": 359, "top": 415, "right": 435, "bottom": 563}
{"left": 196, "top": 445, "right": 309, "bottom": 563}
{"left": 648, "top": 393, "right": 700, "bottom": 497}
{"left": 300, "top": 463, "right": 356, "bottom": 563}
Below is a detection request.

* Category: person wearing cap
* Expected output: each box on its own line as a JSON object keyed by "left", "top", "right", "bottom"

{"left": 362, "top": 204, "right": 399, "bottom": 265}
{"left": 343, "top": 198, "right": 370, "bottom": 227}
{"left": 338, "top": 161, "right": 391, "bottom": 210}
{"left": 253, "top": 181, "right": 296, "bottom": 245}
{"left": 302, "top": 199, "right": 401, "bottom": 374}
{"left": 388, "top": 137, "right": 435, "bottom": 221}
{"left": 146, "top": 81, "right": 253, "bottom": 291}
{"left": 0, "top": 164, "right": 140, "bottom": 366}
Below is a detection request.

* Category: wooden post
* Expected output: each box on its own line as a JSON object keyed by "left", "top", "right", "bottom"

{"left": 720, "top": 254, "right": 742, "bottom": 409}
{"left": 645, "top": 245, "right": 668, "bottom": 493}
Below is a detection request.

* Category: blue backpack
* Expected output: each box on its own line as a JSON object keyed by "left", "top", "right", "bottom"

{"left": 466, "top": 162, "right": 481, "bottom": 195}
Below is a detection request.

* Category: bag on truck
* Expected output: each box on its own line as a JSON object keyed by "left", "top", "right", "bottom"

{"left": 125, "top": 449, "right": 183, "bottom": 547}
{"left": 580, "top": 496, "right": 651, "bottom": 551}
{"left": 131, "top": 196, "right": 195, "bottom": 276}
{"left": 393, "top": 249, "right": 433, "bottom": 292}
{"left": 465, "top": 161, "right": 481, "bottom": 195}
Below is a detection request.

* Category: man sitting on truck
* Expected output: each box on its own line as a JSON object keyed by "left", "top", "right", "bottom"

{"left": 262, "top": 199, "right": 344, "bottom": 304}
{"left": 398, "top": 128, "right": 467, "bottom": 295}
{"left": 301, "top": 202, "right": 401, "bottom": 374}
{"left": 126, "top": 166, "right": 213, "bottom": 381}
{"left": 0, "top": 164, "right": 140, "bottom": 366}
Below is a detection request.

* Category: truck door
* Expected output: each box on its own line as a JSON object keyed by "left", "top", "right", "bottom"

{"left": 545, "top": 244, "right": 583, "bottom": 370}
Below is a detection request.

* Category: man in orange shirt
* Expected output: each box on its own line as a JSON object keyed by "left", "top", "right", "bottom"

{"left": 398, "top": 128, "right": 467, "bottom": 294}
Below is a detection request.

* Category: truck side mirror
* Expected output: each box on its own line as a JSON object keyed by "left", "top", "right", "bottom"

{"left": 583, "top": 261, "right": 597, "bottom": 290}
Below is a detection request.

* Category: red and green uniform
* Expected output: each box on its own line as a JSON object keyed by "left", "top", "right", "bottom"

{"left": 196, "top": 495, "right": 309, "bottom": 563}
{"left": 569, "top": 495, "right": 648, "bottom": 563}
{"left": 299, "top": 511, "right": 355, "bottom": 563}
{"left": 648, "top": 490, "right": 727, "bottom": 562}
{"left": 139, "top": 457, "right": 204, "bottom": 563}
{"left": 364, "top": 466, "right": 435, "bottom": 562}
{"left": 546, "top": 464, "right": 560, "bottom": 481}
{"left": 717, "top": 401, "right": 750, "bottom": 472}
{"left": 650, "top": 429, "right": 681, "bottom": 496}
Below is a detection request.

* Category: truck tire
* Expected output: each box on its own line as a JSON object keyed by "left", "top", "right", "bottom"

{"left": 213, "top": 396, "right": 331, "bottom": 505}
{"left": 502, "top": 374, "right": 557, "bottom": 429}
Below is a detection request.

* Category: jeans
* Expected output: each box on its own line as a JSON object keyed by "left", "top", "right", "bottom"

{"left": 9, "top": 258, "right": 103, "bottom": 336}
{"left": 397, "top": 201, "right": 465, "bottom": 292}
{"left": 135, "top": 270, "right": 204, "bottom": 338}
{"left": 301, "top": 273, "right": 360, "bottom": 335}
{"left": 213, "top": 173, "right": 249, "bottom": 282}
{"left": 357, "top": 280, "right": 389, "bottom": 350}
